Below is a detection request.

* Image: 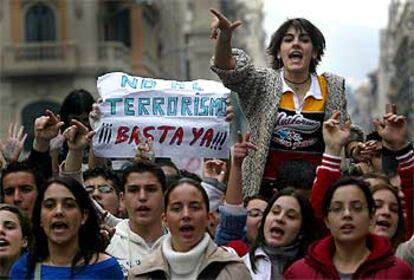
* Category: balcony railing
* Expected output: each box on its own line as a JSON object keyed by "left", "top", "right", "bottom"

{"left": 97, "top": 41, "right": 131, "bottom": 72}
{"left": 1, "top": 42, "right": 78, "bottom": 76}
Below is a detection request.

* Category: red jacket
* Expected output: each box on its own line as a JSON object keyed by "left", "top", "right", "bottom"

{"left": 310, "top": 153, "right": 342, "bottom": 219}
{"left": 226, "top": 240, "right": 250, "bottom": 257}
{"left": 284, "top": 234, "right": 413, "bottom": 279}
{"left": 396, "top": 146, "right": 413, "bottom": 238}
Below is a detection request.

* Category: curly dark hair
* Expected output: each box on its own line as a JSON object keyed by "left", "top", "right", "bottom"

{"left": 27, "top": 176, "right": 105, "bottom": 278}
{"left": 267, "top": 18, "right": 325, "bottom": 73}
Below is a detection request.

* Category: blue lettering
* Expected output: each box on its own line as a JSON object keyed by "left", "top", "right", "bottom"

{"left": 141, "top": 79, "right": 156, "bottom": 89}
{"left": 199, "top": 97, "right": 209, "bottom": 116}
{"left": 194, "top": 96, "right": 200, "bottom": 116}
{"left": 107, "top": 98, "right": 123, "bottom": 115}
{"left": 167, "top": 97, "right": 178, "bottom": 116}
{"left": 192, "top": 82, "right": 203, "bottom": 92}
{"left": 181, "top": 97, "right": 192, "bottom": 116}
{"left": 153, "top": 97, "right": 165, "bottom": 116}
{"left": 138, "top": 98, "right": 150, "bottom": 115}
{"left": 121, "top": 75, "right": 138, "bottom": 89}
{"left": 209, "top": 97, "right": 226, "bottom": 117}
{"left": 124, "top": 98, "right": 135, "bottom": 116}
{"left": 171, "top": 81, "right": 185, "bottom": 90}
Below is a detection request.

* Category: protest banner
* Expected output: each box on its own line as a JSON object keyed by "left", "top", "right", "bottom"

{"left": 92, "top": 72, "right": 231, "bottom": 158}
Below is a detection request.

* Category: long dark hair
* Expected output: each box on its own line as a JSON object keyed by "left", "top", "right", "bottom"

{"left": 27, "top": 176, "right": 105, "bottom": 278}
{"left": 249, "top": 187, "right": 317, "bottom": 273}
{"left": 267, "top": 18, "right": 325, "bottom": 73}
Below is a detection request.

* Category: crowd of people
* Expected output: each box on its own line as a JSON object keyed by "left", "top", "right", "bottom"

{"left": 0, "top": 8, "right": 412, "bottom": 280}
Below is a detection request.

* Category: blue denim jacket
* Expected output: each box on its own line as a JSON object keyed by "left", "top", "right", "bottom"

{"left": 215, "top": 204, "right": 248, "bottom": 245}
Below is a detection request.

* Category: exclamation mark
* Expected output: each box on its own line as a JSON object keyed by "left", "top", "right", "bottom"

{"left": 98, "top": 123, "right": 106, "bottom": 143}
{"left": 105, "top": 124, "right": 113, "bottom": 143}
{"left": 214, "top": 132, "right": 224, "bottom": 150}
{"left": 210, "top": 132, "right": 221, "bottom": 149}
{"left": 218, "top": 132, "right": 227, "bottom": 150}
{"left": 103, "top": 123, "right": 110, "bottom": 143}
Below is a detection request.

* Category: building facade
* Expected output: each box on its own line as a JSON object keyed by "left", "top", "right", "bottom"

{"left": 0, "top": 0, "right": 266, "bottom": 148}
{"left": 378, "top": 0, "right": 414, "bottom": 141}
{"left": 0, "top": 0, "right": 187, "bottom": 146}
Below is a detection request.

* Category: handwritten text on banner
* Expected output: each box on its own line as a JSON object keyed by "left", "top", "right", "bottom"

{"left": 93, "top": 72, "right": 230, "bottom": 158}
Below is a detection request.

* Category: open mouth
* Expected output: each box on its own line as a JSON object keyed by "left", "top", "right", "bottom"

{"left": 0, "top": 239, "right": 10, "bottom": 247}
{"left": 288, "top": 51, "right": 303, "bottom": 61}
{"left": 376, "top": 220, "right": 391, "bottom": 230}
{"left": 270, "top": 226, "right": 285, "bottom": 239}
{"left": 179, "top": 225, "right": 195, "bottom": 237}
{"left": 340, "top": 224, "right": 355, "bottom": 232}
{"left": 136, "top": 206, "right": 151, "bottom": 213}
{"left": 51, "top": 221, "right": 68, "bottom": 232}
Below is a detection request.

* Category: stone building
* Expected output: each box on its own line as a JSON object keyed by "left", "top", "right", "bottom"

{"left": 0, "top": 0, "right": 187, "bottom": 147}
{"left": 0, "top": 0, "right": 266, "bottom": 149}
{"left": 378, "top": 0, "right": 414, "bottom": 141}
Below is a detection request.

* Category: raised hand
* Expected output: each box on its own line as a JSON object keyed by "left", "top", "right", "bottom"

{"left": 373, "top": 113, "right": 408, "bottom": 151}
{"left": 225, "top": 98, "right": 234, "bottom": 122}
{"left": 233, "top": 131, "right": 257, "bottom": 166}
{"left": 49, "top": 131, "right": 65, "bottom": 154}
{"left": 210, "top": 8, "right": 242, "bottom": 41}
{"left": 351, "top": 140, "right": 377, "bottom": 163}
{"left": 33, "top": 110, "right": 64, "bottom": 152}
{"left": 63, "top": 119, "right": 95, "bottom": 152}
{"left": 0, "top": 123, "right": 28, "bottom": 163}
{"left": 89, "top": 98, "right": 103, "bottom": 131}
{"left": 323, "top": 111, "right": 351, "bottom": 156}
{"left": 134, "top": 130, "right": 155, "bottom": 162}
{"left": 203, "top": 159, "right": 228, "bottom": 182}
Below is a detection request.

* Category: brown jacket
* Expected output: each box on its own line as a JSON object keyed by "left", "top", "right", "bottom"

{"left": 128, "top": 237, "right": 252, "bottom": 280}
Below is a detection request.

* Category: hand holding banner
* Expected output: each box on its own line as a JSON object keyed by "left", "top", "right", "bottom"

{"left": 93, "top": 72, "right": 231, "bottom": 159}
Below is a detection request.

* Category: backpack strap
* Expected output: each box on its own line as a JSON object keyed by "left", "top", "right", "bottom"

{"left": 198, "top": 261, "right": 228, "bottom": 280}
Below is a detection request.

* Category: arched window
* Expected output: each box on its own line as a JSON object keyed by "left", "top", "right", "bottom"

{"left": 25, "top": 3, "right": 56, "bottom": 42}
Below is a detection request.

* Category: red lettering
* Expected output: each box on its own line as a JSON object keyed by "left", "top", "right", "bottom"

{"left": 143, "top": 126, "right": 155, "bottom": 140}
{"left": 170, "top": 127, "right": 183, "bottom": 145}
{"left": 200, "top": 128, "right": 214, "bottom": 147}
{"left": 128, "top": 126, "right": 142, "bottom": 145}
{"left": 115, "top": 126, "right": 129, "bottom": 144}
{"left": 190, "top": 128, "right": 204, "bottom": 145}
{"left": 158, "top": 125, "right": 175, "bottom": 144}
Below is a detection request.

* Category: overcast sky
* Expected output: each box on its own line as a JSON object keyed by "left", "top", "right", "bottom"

{"left": 263, "top": 0, "right": 391, "bottom": 89}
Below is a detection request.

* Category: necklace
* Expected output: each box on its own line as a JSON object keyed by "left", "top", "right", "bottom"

{"left": 285, "top": 77, "right": 311, "bottom": 94}
{"left": 284, "top": 75, "right": 310, "bottom": 85}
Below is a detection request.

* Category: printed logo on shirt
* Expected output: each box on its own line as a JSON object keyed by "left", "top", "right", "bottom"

{"left": 273, "top": 111, "right": 321, "bottom": 150}
{"left": 275, "top": 112, "right": 320, "bottom": 134}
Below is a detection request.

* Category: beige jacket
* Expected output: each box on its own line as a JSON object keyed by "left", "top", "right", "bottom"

{"left": 211, "top": 48, "right": 349, "bottom": 196}
{"left": 128, "top": 236, "right": 252, "bottom": 280}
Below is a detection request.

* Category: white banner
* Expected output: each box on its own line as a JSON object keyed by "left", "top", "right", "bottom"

{"left": 93, "top": 72, "right": 231, "bottom": 159}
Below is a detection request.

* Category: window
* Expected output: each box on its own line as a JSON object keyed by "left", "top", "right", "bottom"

{"left": 25, "top": 3, "right": 56, "bottom": 42}
{"left": 103, "top": 2, "right": 131, "bottom": 47}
